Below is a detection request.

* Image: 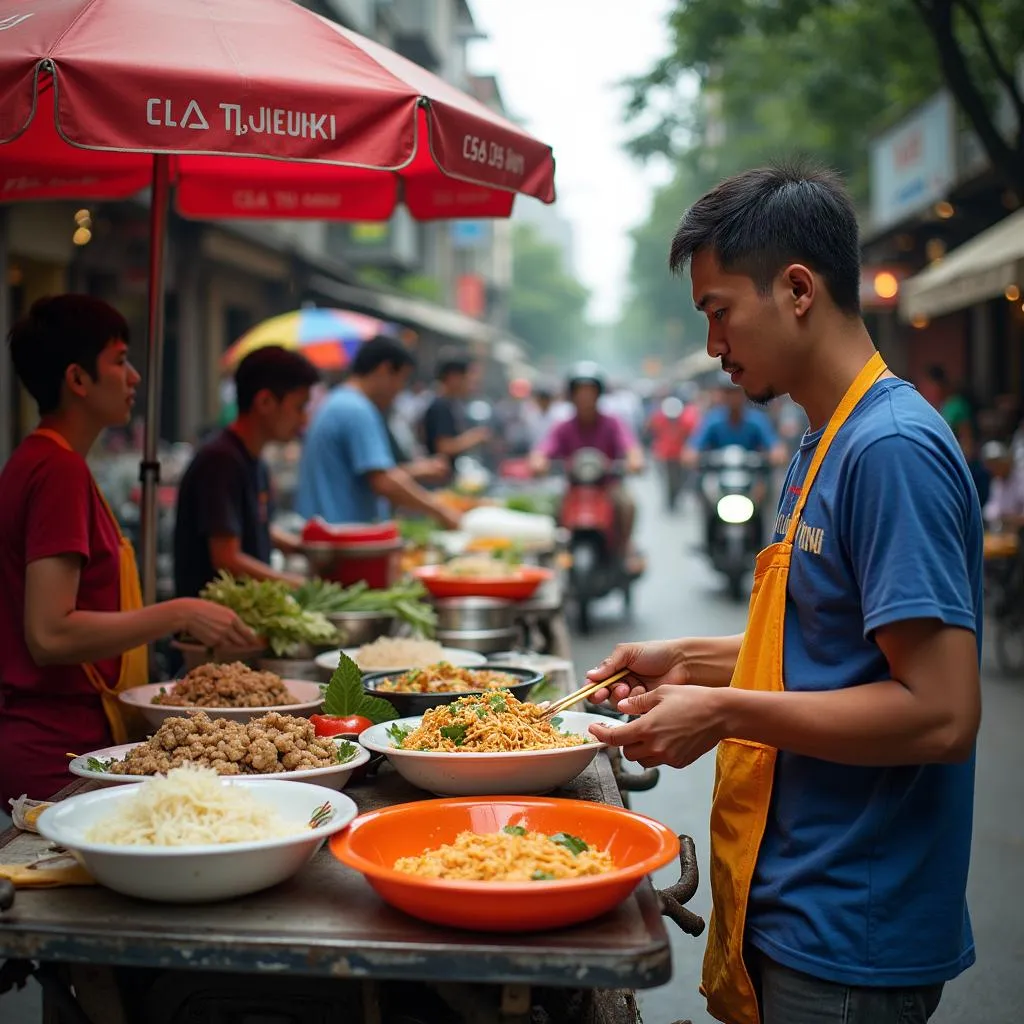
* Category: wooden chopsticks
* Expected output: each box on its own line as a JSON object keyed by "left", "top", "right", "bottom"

{"left": 536, "top": 669, "right": 631, "bottom": 721}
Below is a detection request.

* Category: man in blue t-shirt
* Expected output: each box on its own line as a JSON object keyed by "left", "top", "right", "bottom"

{"left": 686, "top": 376, "right": 786, "bottom": 461}
{"left": 587, "top": 164, "right": 981, "bottom": 1024}
{"left": 296, "top": 337, "right": 460, "bottom": 530}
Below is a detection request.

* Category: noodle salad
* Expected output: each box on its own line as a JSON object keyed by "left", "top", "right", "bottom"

{"left": 394, "top": 826, "right": 614, "bottom": 881}
{"left": 388, "top": 691, "right": 588, "bottom": 752}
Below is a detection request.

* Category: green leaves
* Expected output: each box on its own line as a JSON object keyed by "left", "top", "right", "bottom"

{"left": 294, "top": 578, "right": 437, "bottom": 637}
{"left": 439, "top": 724, "right": 469, "bottom": 746}
{"left": 386, "top": 723, "right": 413, "bottom": 747}
{"left": 85, "top": 756, "right": 113, "bottom": 773}
{"left": 200, "top": 571, "right": 337, "bottom": 657}
{"left": 334, "top": 741, "right": 358, "bottom": 764}
{"left": 549, "top": 833, "right": 589, "bottom": 856}
{"left": 531, "top": 870, "right": 556, "bottom": 881}
{"left": 322, "top": 651, "right": 399, "bottom": 724}
{"left": 502, "top": 825, "right": 527, "bottom": 836}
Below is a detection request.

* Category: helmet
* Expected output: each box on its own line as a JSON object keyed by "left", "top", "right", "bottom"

{"left": 567, "top": 361, "right": 606, "bottom": 396}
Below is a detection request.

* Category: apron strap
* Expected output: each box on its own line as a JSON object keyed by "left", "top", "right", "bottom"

{"left": 784, "top": 352, "right": 887, "bottom": 544}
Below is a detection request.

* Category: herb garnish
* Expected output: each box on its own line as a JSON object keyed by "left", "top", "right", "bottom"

{"left": 334, "top": 741, "right": 358, "bottom": 764}
{"left": 386, "top": 723, "right": 413, "bottom": 747}
{"left": 531, "top": 870, "right": 556, "bottom": 881}
{"left": 502, "top": 825, "right": 527, "bottom": 836}
{"left": 308, "top": 801, "right": 333, "bottom": 828}
{"left": 85, "top": 757, "right": 113, "bottom": 773}
{"left": 323, "top": 652, "right": 399, "bottom": 724}
{"left": 439, "top": 723, "right": 469, "bottom": 746}
{"left": 549, "top": 832, "right": 589, "bottom": 856}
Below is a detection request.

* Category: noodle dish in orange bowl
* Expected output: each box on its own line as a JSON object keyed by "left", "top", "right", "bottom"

{"left": 358, "top": 690, "right": 623, "bottom": 795}
{"left": 37, "top": 766, "right": 358, "bottom": 903}
{"left": 331, "top": 796, "right": 679, "bottom": 931}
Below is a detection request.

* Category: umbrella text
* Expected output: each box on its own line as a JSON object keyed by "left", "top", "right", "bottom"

{"left": 145, "top": 99, "right": 338, "bottom": 141}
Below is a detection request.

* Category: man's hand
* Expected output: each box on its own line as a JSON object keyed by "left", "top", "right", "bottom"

{"left": 589, "top": 685, "right": 726, "bottom": 769}
{"left": 175, "top": 599, "right": 260, "bottom": 650}
{"left": 529, "top": 452, "right": 551, "bottom": 477}
{"left": 585, "top": 639, "right": 691, "bottom": 706}
{"left": 434, "top": 505, "right": 462, "bottom": 531}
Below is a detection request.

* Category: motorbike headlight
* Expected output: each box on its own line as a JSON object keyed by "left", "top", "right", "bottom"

{"left": 717, "top": 494, "right": 755, "bottom": 524}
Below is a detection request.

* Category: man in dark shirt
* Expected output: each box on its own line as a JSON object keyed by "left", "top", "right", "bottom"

{"left": 174, "top": 347, "right": 320, "bottom": 597}
{"left": 422, "top": 350, "right": 491, "bottom": 462}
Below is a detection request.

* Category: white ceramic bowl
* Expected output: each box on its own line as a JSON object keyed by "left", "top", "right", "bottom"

{"left": 314, "top": 646, "right": 487, "bottom": 678}
{"left": 37, "top": 779, "right": 358, "bottom": 903}
{"left": 69, "top": 737, "right": 370, "bottom": 791}
{"left": 118, "top": 680, "right": 325, "bottom": 729}
{"left": 359, "top": 711, "right": 620, "bottom": 796}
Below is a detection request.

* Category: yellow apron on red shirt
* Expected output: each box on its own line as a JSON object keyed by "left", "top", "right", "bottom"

{"left": 32, "top": 428, "right": 149, "bottom": 744}
{"left": 700, "top": 353, "right": 888, "bottom": 1024}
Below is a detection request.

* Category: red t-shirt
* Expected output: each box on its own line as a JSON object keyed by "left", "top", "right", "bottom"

{"left": 0, "top": 435, "right": 122, "bottom": 802}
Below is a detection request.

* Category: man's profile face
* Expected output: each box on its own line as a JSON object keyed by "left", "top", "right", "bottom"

{"left": 71, "top": 338, "right": 140, "bottom": 427}
{"left": 264, "top": 387, "right": 311, "bottom": 442}
{"left": 691, "top": 249, "right": 791, "bottom": 406}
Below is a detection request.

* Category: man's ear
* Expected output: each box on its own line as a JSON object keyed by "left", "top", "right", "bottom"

{"left": 65, "top": 363, "right": 89, "bottom": 398}
{"left": 784, "top": 264, "right": 815, "bottom": 318}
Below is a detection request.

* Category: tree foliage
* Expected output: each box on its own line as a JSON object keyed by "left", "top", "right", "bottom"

{"left": 508, "top": 224, "right": 590, "bottom": 362}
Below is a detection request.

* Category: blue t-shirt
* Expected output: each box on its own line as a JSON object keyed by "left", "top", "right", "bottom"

{"left": 295, "top": 386, "right": 394, "bottom": 523}
{"left": 746, "top": 378, "right": 982, "bottom": 987}
{"left": 690, "top": 407, "right": 777, "bottom": 452}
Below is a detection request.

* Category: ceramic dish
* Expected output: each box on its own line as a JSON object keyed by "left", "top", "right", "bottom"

{"left": 331, "top": 796, "right": 678, "bottom": 931}
{"left": 413, "top": 565, "right": 553, "bottom": 601}
{"left": 359, "top": 665, "right": 542, "bottom": 717}
{"left": 68, "top": 737, "right": 370, "bottom": 791}
{"left": 314, "top": 645, "right": 487, "bottom": 678}
{"left": 39, "top": 779, "right": 358, "bottom": 903}
{"left": 358, "top": 711, "right": 619, "bottom": 796}
{"left": 118, "top": 679, "right": 325, "bottom": 729}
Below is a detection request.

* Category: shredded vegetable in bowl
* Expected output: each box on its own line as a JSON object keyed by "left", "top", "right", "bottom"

{"left": 375, "top": 664, "right": 521, "bottom": 694}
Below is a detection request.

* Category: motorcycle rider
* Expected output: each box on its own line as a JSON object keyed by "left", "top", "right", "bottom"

{"left": 530, "top": 362, "right": 645, "bottom": 566}
{"left": 647, "top": 390, "right": 701, "bottom": 510}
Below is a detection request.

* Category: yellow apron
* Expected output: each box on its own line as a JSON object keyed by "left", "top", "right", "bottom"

{"left": 32, "top": 428, "right": 149, "bottom": 743}
{"left": 700, "top": 352, "right": 888, "bottom": 1024}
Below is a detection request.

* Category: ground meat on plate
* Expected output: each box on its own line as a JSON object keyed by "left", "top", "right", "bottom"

{"left": 152, "top": 663, "right": 296, "bottom": 708}
{"left": 107, "top": 712, "right": 340, "bottom": 776}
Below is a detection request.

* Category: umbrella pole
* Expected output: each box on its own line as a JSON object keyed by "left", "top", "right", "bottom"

{"left": 139, "top": 154, "right": 171, "bottom": 607}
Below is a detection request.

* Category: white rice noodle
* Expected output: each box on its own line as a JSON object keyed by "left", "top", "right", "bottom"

{"left": 354, "top": 636, "right": 445, "bottom": 669}
{"left": 84, "top": 766, "right": 305, "bottom": 847}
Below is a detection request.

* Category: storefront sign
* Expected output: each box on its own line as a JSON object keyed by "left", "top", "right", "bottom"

{"left": 869, "top": 92, "right": 956, "bottom": 233}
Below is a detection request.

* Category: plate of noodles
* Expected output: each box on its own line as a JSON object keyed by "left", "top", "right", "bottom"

{"left": 360, "top": 664, "right": 542, "bottom": 716}
{"left": 358, "top": 692, "right": 622, "bottom": 795}
{"left": 413, "top": 564, "right": 552, "bottom": 601}
{"left": 314, "top": 638, "right": 487, "bottom": 677}
{"left": 69, "top": 711, "right": 371, "bottom": 791}
{"left": 331, "top": 796, "right": 679, "bottom": 931}
{"left": 38, "top": 767, "right": 358, "bottom": 902}
{"left": 118, "top": 664, "right": 325, "bottom": 728}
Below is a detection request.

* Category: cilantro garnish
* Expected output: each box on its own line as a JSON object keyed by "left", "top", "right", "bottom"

{"left": 531, "top": 870, "right": 556, "bottom": 881}
{"left": 487, "top": 692, "right": 508, "bottom": 713}
{"left": 85, "top": 756, "right": 113, "bottom": 773}
{"left": 550, "top": 716, "right": 564, "bottom": 728}
{"left": 323, "top": 652, "right": 399, "bottom": 724}
{"left": 334, "top": 741, "right": 357, "bottom": 764}
{"left": 549, "top": 832, "right": 589, "bottom": 856}
{"left": 475, "top": 707, "right": 488, "bottom": 719}
{"left": 502, "top": 825, "right": 527, "bottom": 836}
{"left": 386, "top": 723, "right": 413, "bottom": 747}
{"left": 439, "top": 723, "right": 469, "bottom": 746}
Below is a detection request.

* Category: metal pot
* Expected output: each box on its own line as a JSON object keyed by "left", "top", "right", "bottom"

{"left": 435, "top": 626, "right": 520, "bottom": 655}
{"left": 324, "top": 610, "right": 397, "bottom": 647}
{"left": 434, "top": 597, "right": 515, "bottom": 632}
{"left": 256, "top": 657, "right": 323, "bottom": 681}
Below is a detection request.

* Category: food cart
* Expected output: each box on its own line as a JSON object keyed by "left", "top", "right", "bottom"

{"left": 0, "top": 754, "right": 703, "bottom": 1024}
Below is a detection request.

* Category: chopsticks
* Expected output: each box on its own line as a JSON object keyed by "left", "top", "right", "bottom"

{"left": 537, "top": 669, "right": 631, "bottom": 721}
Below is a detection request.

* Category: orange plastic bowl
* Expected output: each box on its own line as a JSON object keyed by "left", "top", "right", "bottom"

{"left": 330, "top": 796, "right": 679, "bottom": 932}
{"left": 413, "top": 564, "right": 553, "bottom": 601}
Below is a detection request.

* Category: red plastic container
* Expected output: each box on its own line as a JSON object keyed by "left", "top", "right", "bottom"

{"left": 301, "top": 519, "right": 402, "bottom": 589}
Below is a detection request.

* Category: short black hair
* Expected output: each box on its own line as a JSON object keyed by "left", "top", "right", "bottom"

{"left": 436, "top": 347, "right": 472, "bottom": 380}
{"left": 669, "top": 161, "right": 862, "bottom": 316}
{"left": 8, "top": 294, "right": 130, "bottom": 415}
{"left": 235, "top": 346, "right": 320, "bottom": 413}
{"left": 351, "top": 335, "right": 416, "bottom": 377}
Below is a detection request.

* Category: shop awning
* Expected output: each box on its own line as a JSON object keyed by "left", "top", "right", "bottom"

{"left": 899, "top": 208, "right": 1024, "bottom": 321}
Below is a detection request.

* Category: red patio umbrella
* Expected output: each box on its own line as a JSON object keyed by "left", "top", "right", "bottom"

{"left": 0, "top": 0, "right": 557, "bottom": 601}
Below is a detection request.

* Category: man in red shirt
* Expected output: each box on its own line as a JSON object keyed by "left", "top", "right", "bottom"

{"left": 0, "top": 295, "right": 254, "bottom": 803}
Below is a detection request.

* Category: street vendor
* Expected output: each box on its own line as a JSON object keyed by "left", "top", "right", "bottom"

{"left": 588, "top": 165, "right": 982, "bottom": 1024}
{"left": 0, "top": 295, "right": 256, "bottom": 805}
{"left": 295, "top": 336, "right": 461, "bottom": 530}
{"left": 173, "top": 346, "right": 321, "bottom": 597}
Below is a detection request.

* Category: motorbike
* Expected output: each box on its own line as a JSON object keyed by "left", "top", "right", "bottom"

{"left": 556, "top": 448, "right": 643, "bottom": 634}
{"left": 698, "top": 445, "right": 769, "bottom": 601}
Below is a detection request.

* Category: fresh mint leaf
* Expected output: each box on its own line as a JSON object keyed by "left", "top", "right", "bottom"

{"left": 323, "top": 651, "right": 398, "bottom": 724}
{"left": 549, "top": 832, "right": 589, "bottom": 856}
{"left": 334, "top": 741, "right": 357, "bottom": 764}
{"left": 502, "top": 825, "right": 527, "bottom": 836}
{"left": 531, "top": 870, "right": 556, "bottom": 881}
{"left": 439, "top": 723, "right": 469, "bottom": 746}
{"left": 386, "top": 723, "right": 413, "bottom": 747}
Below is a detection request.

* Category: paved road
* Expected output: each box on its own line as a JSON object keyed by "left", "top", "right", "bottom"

{"left": 568, "top": 472, "right": 1024, "bottom": 1024}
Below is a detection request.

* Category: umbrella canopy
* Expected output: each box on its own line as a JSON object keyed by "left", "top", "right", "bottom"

{"left": 0, "top": 0, "right": 556, "bottom": 218}
{"left": 222, "top": 308, "right": 400, "bottom": 372}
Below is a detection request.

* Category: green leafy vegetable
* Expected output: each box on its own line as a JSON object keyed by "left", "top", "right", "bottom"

{"left": 531, "top": 870, "right": 556, "bottom": 881}
{"left": 439, "top": 723, "right": 469, "bottom": 746}
{"left": 293, "top": 577, "right": 437, "bottom": 637}
{"left": 487, "top": 692, "right": 508, "bottom": 713}
{"left": 386, "top": 723, "right": 413, "bottom": 746}
{"left": 86, "top": 756, "right": 113, "bottom": 773}
{"left": 199, "top": 571, "right": 337, "bottom": 657}
{"left": 550, "top": 716, "right": 563, "bottom": 728}
{"left": 334, "top": 741, "right": 358, "bottom": 764}
{"left": 502, "top": 825, "right": 527, "bottom": 836}
{"left": 549, "top": 832, "right": 589, "bottom": 856}
{"left": 323, "top": 652, "right": 399, "bottom": 724}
